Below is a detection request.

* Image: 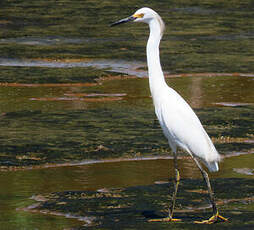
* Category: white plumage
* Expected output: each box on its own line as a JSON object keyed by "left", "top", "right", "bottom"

{"left": 111, "top": 7, "right": 227, "bottom": 223}
{"left": 138, "top": 7, "right": 221, "bottom": 172}
{"left": 154, "top": 86, "right": 220, "bottom": 171}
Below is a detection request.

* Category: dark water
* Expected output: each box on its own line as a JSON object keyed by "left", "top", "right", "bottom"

{"left": 0, "top": 0, "right": 254, "bottom": 229}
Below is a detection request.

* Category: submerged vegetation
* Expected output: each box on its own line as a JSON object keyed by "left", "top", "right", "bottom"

{"left": 0, "top": 0, "right": 254, "bottom": 73}
{"left": 0, "top": 0, "right": 253, "bottom": 229}
{"left": 27, "top": 178, "right": 254, "bottom": 229}
{"left": 0, "top": 75, "right": 253, "bottom": 168}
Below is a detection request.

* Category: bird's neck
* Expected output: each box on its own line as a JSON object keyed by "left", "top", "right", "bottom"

{"left": 147, "top": 19, "right": 167, "bottom": 98}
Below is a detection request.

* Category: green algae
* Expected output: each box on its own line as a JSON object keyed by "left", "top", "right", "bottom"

{"left": 1, "top": 0, "right": 254, "bottom": 73}
{"left": 0, "top": 75, "right": 253, "bottom": 167}
{"left": 0, "top": 66, "right": 119, "bottom": 83}
{"left": 29, "top": 178, "right": 254, "bottom": 229}
{"left": 0, "top": 1, "right": 254, "bottom": 229}
{"left": 0, "top": 101, "right": 253, "bottom": 167}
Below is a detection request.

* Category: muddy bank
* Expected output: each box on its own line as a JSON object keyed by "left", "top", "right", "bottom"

{"left": 23, "top": 178, "right": 254, "bottom": 229}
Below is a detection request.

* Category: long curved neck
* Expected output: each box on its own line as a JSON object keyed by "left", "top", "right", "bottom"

{"left": 147, "top": 18, "right": 167, "bottom": 98}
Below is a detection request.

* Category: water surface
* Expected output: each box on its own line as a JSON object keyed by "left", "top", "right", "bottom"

{"left": 0, "top": 0, "right": 253, "bottom": 229}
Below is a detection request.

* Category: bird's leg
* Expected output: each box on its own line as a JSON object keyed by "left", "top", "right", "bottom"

{"left": 191, "top": 157, "right": 228, "bottom": 224}
{"left": 168, "top": 154, "right": 181, "bottom": 221}
{"left": 149, "top": 153, "right": 181, "bottom": 222}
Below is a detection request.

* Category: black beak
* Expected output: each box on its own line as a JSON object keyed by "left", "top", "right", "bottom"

{"left": 110, "top": 16, "right": 136, "bottom": 27}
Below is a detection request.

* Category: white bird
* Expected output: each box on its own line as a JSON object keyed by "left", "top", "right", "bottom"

{"left": 111, "top": 8, "right": 228, "bottom": 224}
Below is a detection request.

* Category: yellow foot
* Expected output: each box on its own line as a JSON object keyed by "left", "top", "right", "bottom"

{"left": 149, "top": 217, "right": 182, "bottom": 222}
{"left": 194, "top": 212, "right": 228, "bottom": 224}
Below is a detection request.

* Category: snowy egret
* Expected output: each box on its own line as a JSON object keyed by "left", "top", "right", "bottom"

{"left": 111, "top": 8, "right": 228, "bottom": 224}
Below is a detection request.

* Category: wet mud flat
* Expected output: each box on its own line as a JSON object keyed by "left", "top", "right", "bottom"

{"left": 1, "top": 0, "right": 254, "bottom": 73}
{"left": 24, "top": 178, "right": 254, "bottom": 229}
{"left": 0, "top": 60, "right": 254, "bottom": 169}
{"left": 0, "top": 78, "right": 253, "bottom": 169}
{"left": 1, "top": 75, "right": 253, "bottom": 230}
{"left": 0, "top": 0, "right": 254, "bottom": 229}
{"left": 0, "top": 53, "right": 253, "bottom": 230}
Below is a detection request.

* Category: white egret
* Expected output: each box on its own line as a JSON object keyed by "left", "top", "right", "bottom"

{"left": 111, "top": 8, "right": 228, "bottom": 224}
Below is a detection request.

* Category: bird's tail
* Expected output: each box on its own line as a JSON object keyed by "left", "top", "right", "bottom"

{"left": 203, "top": 136, "right": 221, "bottom": 172}
{"left": 204, "top": 161, "right": 219, "bottom": 172}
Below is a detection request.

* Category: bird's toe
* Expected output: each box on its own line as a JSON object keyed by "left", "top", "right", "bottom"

{"left": 148, "top": 217, "right": 182, "bottom": 222}
{"left": 194, "top": 212, "right": 228, "bottom": 224}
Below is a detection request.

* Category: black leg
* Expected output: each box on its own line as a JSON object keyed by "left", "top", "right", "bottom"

{"left": 191, "top": 156, "right": 228, "bottom": 224}
{"left": 149, "top": 152, "right": 181, "bottom": 222}
{"left": 168, "top": 153, "right": 180, "bottom": 218}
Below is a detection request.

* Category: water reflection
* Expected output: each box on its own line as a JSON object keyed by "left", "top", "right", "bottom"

{"left": 1, "top": 75, "right": 253, "bottom": 114}
{"left": 167, "top": 75, "right": 254, "bottom": 108}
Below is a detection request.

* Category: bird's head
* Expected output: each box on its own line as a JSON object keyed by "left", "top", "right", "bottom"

{"left": 111, "top": 7, "right": 163, "bottom": 27}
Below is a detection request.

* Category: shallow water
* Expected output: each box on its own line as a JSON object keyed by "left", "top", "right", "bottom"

{"left": 0, "top": 154, "right": 253, "bottom": 229}
{"left": 0, "top": 0, "right": 254, "bottom": 229}
{"left": 0, "top": 75, "right": 253, "bottom": 168}
{"left": 0, "top": 58, "right": 146, "bottom": 77}
{"left": 0, "top": 75, "right": 253, "bottom": 229}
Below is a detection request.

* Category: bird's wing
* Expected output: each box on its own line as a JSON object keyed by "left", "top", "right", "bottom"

{"left": 156, "top": 87, "right": 220, "bottom": 163}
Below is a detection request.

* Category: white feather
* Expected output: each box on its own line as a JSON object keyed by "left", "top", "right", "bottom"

{"left": 134, "top": 7, "right": 221, "bottom": 172}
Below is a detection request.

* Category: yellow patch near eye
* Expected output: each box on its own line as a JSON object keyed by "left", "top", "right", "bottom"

{"left": 133, "top": 13, "right": 144, "bottom": 18}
